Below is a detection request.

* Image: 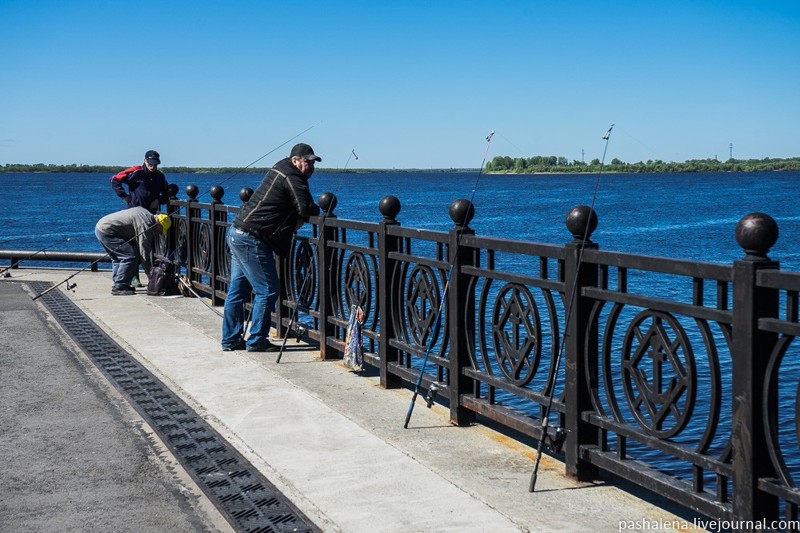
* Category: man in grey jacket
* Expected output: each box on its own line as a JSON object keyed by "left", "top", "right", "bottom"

{"left": 95, "top": 206, "right": 171, "bottom": 295}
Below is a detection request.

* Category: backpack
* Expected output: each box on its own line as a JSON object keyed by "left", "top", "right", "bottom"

{"left": 147, "top": 260, "right": 179, "bottom": 296}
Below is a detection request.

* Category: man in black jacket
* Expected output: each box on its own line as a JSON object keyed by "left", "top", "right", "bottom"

{"left": 221, "top": 143, "right": 321, "bottom": 352}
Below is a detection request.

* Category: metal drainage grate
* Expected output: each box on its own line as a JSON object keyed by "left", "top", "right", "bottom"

{"left": 30, "top": 282, "right": 319, "bottom": 533}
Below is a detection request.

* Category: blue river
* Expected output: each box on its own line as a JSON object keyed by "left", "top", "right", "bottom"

{"left": 3, "top": 170, "right": 800, "bottom": 270}
{"left": 3, "top": 170, "right": 800, "bottom": 482}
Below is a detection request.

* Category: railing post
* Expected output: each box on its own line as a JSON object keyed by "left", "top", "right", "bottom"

{"left": 378, "top": 196, "right": 402, "bottom": 389}
{"left": 276, "top": 250, "right": 290, "bottom": 340}
{"left": 731, "top": 212, "right": 780, "bottom": 527}
{"left": 165, "top": 183, "right": 179, "bottom": 264}
{"left": 209, "top": 185, "right": 226, "bottom": 307}
{"left": 563, "top": 205, "right": 600, "bottom": 481}
{"left": 317, "top": 192, "right": 337, "bottom": 360}
{"left": 447, "top": 199, "right": 477, "bottom": 426}
{"left": 184, "top": 185, "right": 199, "bottom": 288}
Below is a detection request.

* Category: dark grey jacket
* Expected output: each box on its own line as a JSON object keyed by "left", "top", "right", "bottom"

{"left": 95, "top": 206, "right": 159, "bottom": 274}
{"left": 233, "top": 158, "right": 320, "bottom": 253}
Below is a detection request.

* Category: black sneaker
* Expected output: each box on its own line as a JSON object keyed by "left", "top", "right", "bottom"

{"left": 111, "top": 286, "right": 135, "bottom": 296}
{"left": 247, "top": 343, "right": 280, "bottom": 353}
{"left": 222, "top": 341, "right": 246, "bottom": 352}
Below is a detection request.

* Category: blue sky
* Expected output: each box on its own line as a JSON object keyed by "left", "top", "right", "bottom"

{"left": 1, "top": 0, "right": 798, "bottom": 169}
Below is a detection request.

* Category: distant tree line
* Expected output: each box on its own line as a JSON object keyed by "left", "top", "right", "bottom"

{"left": 485, "top": 156, "right": 800, "bottom": 173}
{"left": 3, "top": 158, "right": 800, "bottom": 174}
{"left": 0, "top": 163, "right": 275, "bottom": 173}
{"left": 0, "top": 163, "right": 475, "bottom": 174}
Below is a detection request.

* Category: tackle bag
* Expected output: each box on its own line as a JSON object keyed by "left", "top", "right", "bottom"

{"left": 146, "top": 260, "right": 179, "bottom": 296}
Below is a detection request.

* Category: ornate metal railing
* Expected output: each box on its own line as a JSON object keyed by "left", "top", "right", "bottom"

{"left": 28, "top": 183, "right": 794, "bottom": 529}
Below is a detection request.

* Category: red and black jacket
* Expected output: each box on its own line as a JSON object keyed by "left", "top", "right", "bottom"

{"left": 110, "top": 165, "right": 169, "bottom": 213}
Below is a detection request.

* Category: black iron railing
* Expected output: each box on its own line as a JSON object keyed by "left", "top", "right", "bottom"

{"left": 163, "top": 186, "right": 800, "bottom": 527}
{"left": 5, "top": 183, "right": 799, "bottom": 530}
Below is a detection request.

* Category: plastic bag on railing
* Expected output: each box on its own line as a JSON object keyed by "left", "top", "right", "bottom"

{"left": 343, "top": 305, "right": 364, "bottom": 371}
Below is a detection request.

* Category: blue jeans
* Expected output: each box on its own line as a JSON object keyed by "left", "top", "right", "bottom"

{"left": 222, "top": 227, "right": 280, "bottom": 350}
{"left": 95, "top": 228, "right": 138, "bottom": 289}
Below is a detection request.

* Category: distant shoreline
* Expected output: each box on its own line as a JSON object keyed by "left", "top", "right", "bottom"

{"left": 2, "top": 165, "right": 800, "bottom": 174}
{"left": 0, "top": 166, "right": 482, "bottom": 174}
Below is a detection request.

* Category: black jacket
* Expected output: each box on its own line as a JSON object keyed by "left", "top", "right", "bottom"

{"left": 233, "top": 158, "right": 320, "bottom": 253}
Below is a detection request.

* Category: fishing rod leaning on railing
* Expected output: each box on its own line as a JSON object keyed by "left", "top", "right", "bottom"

{"left": 402, "top": 131, "right": 495, "bottom": 429}
{"left": 528, "top": 123, "right": 614, "bottom": 492}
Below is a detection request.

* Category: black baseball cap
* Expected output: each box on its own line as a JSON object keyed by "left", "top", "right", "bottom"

{"left": 290, "top": 143, "right": 322, "bottom": 162}
{"left": 145, "top": 150, "right": 161, "bottom": 165}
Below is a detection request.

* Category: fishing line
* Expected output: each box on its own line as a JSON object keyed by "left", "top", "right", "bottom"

{"left": 495, "top": 131, "right": 528, "bottom": 159}
{"left": 528, "top": 123, "right": 614, "bottom": 492}
{"left": 26, "top": 127, "right": 324, "bottom": 300}
{"left": 0, "top": 234, "right": 91, "bottom": 273}
{"left": 5, "top": 125, "right": 322, "bottom": 283}
{"left": 1, "top": 242, "right": 64, "bottom": 277}
{"left": 177, "top": 276, "right": 224, "bottom": 317}
{"left": 190, "top": 122, "right": 321, "bottom": 203}
{"left": 614, "top": 125, "right": 659, "bottom": 161}
{"left": 275, "top": 148, "right": 358, "bottom": 363}
{"left": 0, "top": 233, "right": 70, "bottom": 247}
{"left": 402, "top": 130, "right": 495, "bottom": 429}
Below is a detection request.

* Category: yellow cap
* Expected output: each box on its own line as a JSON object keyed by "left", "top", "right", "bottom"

{"left": 155, "top": 213, "right": 171, "bottom": 234}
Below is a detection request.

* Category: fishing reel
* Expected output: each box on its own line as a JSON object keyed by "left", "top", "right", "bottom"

{"left": 66, "top": 281, "right": 77, "bottom": 292}
{"left": 425, "top": 382, "right": 441, "bottom": 408}
{"left": 293, "top": 324, "right": 307, "bottom": 343}
{"left": 546, "top": 426, "right": 567, "bottom": 454}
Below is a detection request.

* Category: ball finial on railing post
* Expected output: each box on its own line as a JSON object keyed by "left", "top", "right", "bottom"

{"left": 239, "top": 187, "right": 253, "bottom": 203}
{"left": 735, "top": 212, "right": 778, "bottom": 260}
{"left": 185, "top": 184, "right": 199, "bottom": 200}
{"left": 167, "top": 183, "right": 179, "bottom": 198}
{"left": 209, "top": 185, "right": 224, "bottom": 202}
{"left": 318, "top": 192, "right": 337, "bottom": 215}
{"left": 449, "top": 198, "right": 475, "bottom": 227}
{"left": 379, "top": 195, "right": 401, "bottom": 220}
{"left": 566, "top": 205, "right": 598, "bottom": 242}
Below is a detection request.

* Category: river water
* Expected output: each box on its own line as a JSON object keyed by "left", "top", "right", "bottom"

{"left": 3, "top": 170, "right": 800, "bottom": 480}
{"left": 3, "top": 170, "right": 800, "bottom": 269}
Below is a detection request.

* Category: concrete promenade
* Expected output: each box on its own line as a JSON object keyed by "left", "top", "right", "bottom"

{"left": 0, "top": 268, "right": 706, "bottom": 532}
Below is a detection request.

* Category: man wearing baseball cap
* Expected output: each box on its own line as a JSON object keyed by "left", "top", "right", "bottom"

{"left": 110, "top": 149, "right": 171, "bottom": 214}
{"left": 221, "top": 143, "right": 321, "bottom": 352}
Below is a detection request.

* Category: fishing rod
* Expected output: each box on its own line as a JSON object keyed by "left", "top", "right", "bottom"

{"left": 7, "top": 122, "right": 321, "bottom": 284}
{"left": 275, "top": 149, "right": 358, "bottom": 364}
{"left": 28, "top": 127, "right": 323, "bottom": 300}
{"left": 0, "top": 234, "right": 92, "bottom": 275}
{"left": 1, "top": 242, "right": 62, "bottom": 277}
{"left": 528, "top": 123, "right": 614, "bottom": 492}
{"left": 403, "top": 130, "right": 495, "bottom": 429}
{"left": 192, "top": 123, "right": 320, "bottom": 203}
{"left": 177, "top": 276, "right": 224, "bottom": 317}
{"left": 31, "top": 251, "right": 109, "bottom": 300}
{"left": 30, "top": 213, "right": 173, "bottom": 301}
